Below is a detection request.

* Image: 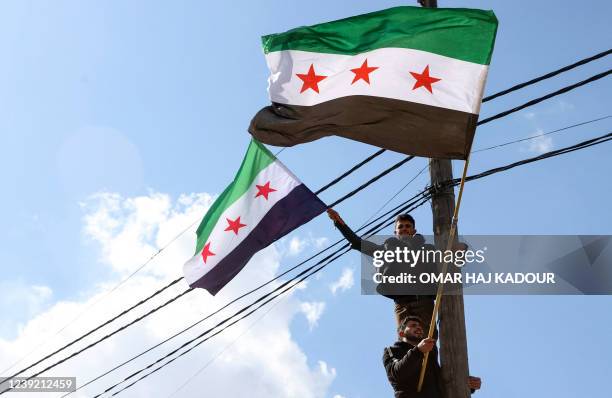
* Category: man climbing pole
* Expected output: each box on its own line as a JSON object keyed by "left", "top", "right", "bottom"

{"left": 383, "top": 316, "right": 481, "bottom": 398}
{"left": 327, "top": 208, "right": 437, "bottom": 333}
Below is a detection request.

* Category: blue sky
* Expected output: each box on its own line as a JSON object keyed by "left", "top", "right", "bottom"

{"left": 0, "top": 1, "right": 610, "bottom": 397}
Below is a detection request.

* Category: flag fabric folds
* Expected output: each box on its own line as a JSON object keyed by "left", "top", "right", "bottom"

{"left": 183, "top": 139, "right": 326, "bottom": 295}
{"left": 249, "top": 6, "right": 498, "bottom": 159}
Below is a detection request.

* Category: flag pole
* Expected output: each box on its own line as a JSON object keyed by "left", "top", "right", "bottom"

{"left": 417, "top": 154, "right": 471, "bottom": 392}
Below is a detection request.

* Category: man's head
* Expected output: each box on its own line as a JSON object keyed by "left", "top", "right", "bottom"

{"left": 394, "top": 214, "right": 416, "bottom": 239}
{"left": 398, "top": 316, "right": 424, "bottom": 342}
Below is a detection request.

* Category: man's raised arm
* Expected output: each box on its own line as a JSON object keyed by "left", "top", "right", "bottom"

{"left": 327, "top": 208, "right": 381, "bottom": 256}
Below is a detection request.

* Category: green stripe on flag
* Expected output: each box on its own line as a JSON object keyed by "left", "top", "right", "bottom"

{"left": 195, "top": 139, "right": 276, "bottom": 254}
{"left": 262, "top": 6, "right": 498, "bottom": 65}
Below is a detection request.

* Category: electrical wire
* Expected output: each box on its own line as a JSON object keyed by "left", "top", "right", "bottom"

{"left": 1, "top": 276, "right": 184, "bottom": 381}
{"left": 0, "top": 220, "right": 197, "bottom": 376}
{"left": 315, "top": 148, "right": 386, "bottom": 195}
{"left": 95, "top": 195, "right": 433, "bottom": 397}
{"left": 349, "top": 114, "right": 611, "bottom": 225}
{"left": 65, "top": 191, "right": 432, "bottom": 397}
{"left": 165, "top": 289, "right": 286, "bottom": 398}
{"left": 94, "top": 131, "right": 612, "bottom": 397}
{"left": 476, "top": 69, "right": 611, "bottom": 126}
{"left": 0, "top": 153, "right": 417, "bottom": 396}
{"left": 1, "top": 149, "right": 407, "bottom": 386}
{"left": 472, "top": 115, "right": 611, "bottom": 153}
{"left": 5, "top": 49, "right": 610, "bottom": 394}
{"left": 327, "top": 156, "right": 414, "bottom": 208}
{"left": 450, "top": 132, "right": 612, "bottom": 187}
{"left": 482, "top": 49, "right": 611, "bottom": 102}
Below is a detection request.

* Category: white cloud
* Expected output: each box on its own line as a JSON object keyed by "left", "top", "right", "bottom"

{"left": 295, "top": 280, "right": 309, "bottom": 290}
{"left": 289, "top": 236, "right": 307, "bottom": 256}
{"left": 282, "top": 234, "right": 330, "bottom": 257}
{"left": 557, "top": 99, "right": 575, "bottom": 111}
{"left": 0, "top": 191, "right": 336, "bottom": 398}
{"left": 318, "top": 360, "right": 336, "bottom": 379}
{"left": 314, "top": 237, "right": 329, "bottom": 249}
{"left": 300, "top": 302, "right": 326, "bottom": 330}
{"left": 0, "top": 282, "right": 53, "bottom": 339}
{"left": 524, "top": 130, "right": 553, "bottom": 154}
{"left": 330, "top": 268, "right": 355, "bottom": 295}
{"left": 523, "top": 100, "right": 574, "bottom": 122}
{"left": 333, "top": 395, "right": 346, "bottom": 398}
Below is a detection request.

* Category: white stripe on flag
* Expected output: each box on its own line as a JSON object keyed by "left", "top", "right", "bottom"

{"left": 184, "top": 159, "right": 301, "bottom": 285}
{"left": 266, "top": 48, "right": 488, "bottom": 114}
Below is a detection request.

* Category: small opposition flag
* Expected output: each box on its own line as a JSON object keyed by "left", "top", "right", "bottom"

{"left": 183, "top": 139, "right": 326, "bottom": 295}
{"left": 249, "top": 6, "right": 498, "bottom": 159}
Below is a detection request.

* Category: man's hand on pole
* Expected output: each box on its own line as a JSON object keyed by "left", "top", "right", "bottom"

{"left": 417, "top": 338, "right": 436, "bottom": 354}
{"left": 468, "top": 376, "right": 482, "bottom": 391}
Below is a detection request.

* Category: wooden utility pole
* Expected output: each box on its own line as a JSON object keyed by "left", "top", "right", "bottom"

{"left": 418, "top": 1, "right": 472, "bottom": 398}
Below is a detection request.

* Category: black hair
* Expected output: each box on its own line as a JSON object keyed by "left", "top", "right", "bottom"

{"left": 398, "top": 315, "right": 424, "bottom": 333}
{"left": 394, "top": 214, "right": 415, "bottom": 227}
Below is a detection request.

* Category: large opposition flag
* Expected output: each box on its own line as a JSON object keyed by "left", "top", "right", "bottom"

{"left": 184, "top": 139, "right": 326, "bottom": 295}
{"left": 249, "top": 6, "right": 498, "bottom": 159}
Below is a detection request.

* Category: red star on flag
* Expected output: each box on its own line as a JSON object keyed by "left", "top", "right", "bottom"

{"left": 350, "top": 59, "right": 379, "bottom": 84}
{"left": 201, "top": 242, "right": 215, "bottom": 264}
{"left": 296, "top": 64, "right": 327, "bottom": 93}
{"left": 255, "top": 181, "right": 277, "bottom": 200}
{"left": 409, "top": 65, "right": 441, "bottom": 93}
{"left": 224, "top": 216, "right": 247, "bottom": 235}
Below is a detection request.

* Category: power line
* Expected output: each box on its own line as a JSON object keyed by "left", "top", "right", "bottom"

{"left": 1, "top": 287, "right": 194, "bottom": 390}
{"left": 16, "top": 51, "right": 606, "bottom": 379}
{"left": 167, "top": 179, "right": 427, "bottom": 398}
{"left": 59, "top": 191, "right": 430, "bottom": 397}
{"left": 3, "top": 146, "right": 391, "bottom": 379}
{"left": 17, "top": 81, "right": 610, "bottom": 388}
{"left": 362, "top": 162, "right": 430, "bottom": 225}
{"left": 72, "top": 61, "right": 612, "bottom": 394}
{"left": 165, "top": 289, "right": 286, "bottom": 398}
{"left": 328, "top": 156, "right": 414, "bottom": 208}
{"left": 358, "top": 114, "right": 611, "bottom": 222}
{"left": 315, "top": 148, "right": 386, "bottom": 195}
{"left": 473, "top": 115, "right": 611, "bottom": 152}
{"left": 476, "top": 69, "right": 611, "bottom": 126}
{"left": 2, "top": 277, "right": 185, "bottom": 381}
{"left": 95, "top": 195, "right": 433, "bottom": 397}
{"left": 0, "top": 154, "right": 417, "bottom": 396}
{"left": 94, "top": 131, "right": 612, "bottom": 397}
{"left": 14, "top": 72, "right": 611, "bottom": 390}
{"left": 94, "top": 248, "right": 347, "bottom": 397}
{"left": 60, "top": 186, "right": 433, "bottom": 398}
{"left": 0, "top": 220, "right": 197, "bottom": 376}
{"left": 161, "top": 203, "right": 437, "bottom": 398}
{"left": 452, "top": 132, "right": 612, "bottom": 187}
{"left": 7, "top": 50, "right": 609, "bottom": 393}
{"left": 109, "top": 247, "right": 355, "bottom": 397}
{"left": 2, "top": 149, "right": 407, "bottom": 385}
{"left": 482, "top": 48, "right": 611, "bottom": 102}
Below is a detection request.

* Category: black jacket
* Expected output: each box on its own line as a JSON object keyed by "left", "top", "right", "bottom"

{"left": 334, "top": 221, "right": 427, "bottom": 256}
{"left": 334, "top": 222, "right": 437, "bottom": 299}
{"left": 383, "top": 341, "right": 444, "bottom": 398}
